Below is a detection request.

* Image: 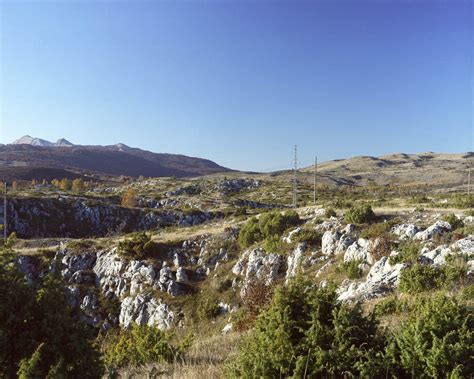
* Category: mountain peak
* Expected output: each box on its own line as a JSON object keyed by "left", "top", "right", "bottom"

{"left": 12, "top": 136, "right": 74, "bottom": 147}
{"left": 55, "top": 138, "right": 74, "bottom": 147}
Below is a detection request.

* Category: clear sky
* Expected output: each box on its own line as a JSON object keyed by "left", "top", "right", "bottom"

{"left": 0, "top": 1, "right": 472, "bottom": 171}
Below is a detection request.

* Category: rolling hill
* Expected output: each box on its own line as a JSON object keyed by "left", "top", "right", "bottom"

{"left": 0, "top": 137, "right": 232, "bottom": 181}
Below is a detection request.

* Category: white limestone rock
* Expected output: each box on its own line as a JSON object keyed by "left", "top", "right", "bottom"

{"left": 286, "top": 243, "right": 306, "bottom": 281}
{"left": 337, "top": 257, "right": 408, "bottom": 301}
{"left": 391, "top": 224, "right": 419, "bottom": 240}
{"left": 119, "top": 294, "right": 174, "bottom": 330}
{"left": 344, "top": 238, "right": 375, "bottom": 265}
{"left": 414, "top": 220, "right": 451, "bottom": 241}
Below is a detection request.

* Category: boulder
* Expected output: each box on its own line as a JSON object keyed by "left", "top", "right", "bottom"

{"left": 391, "top": 224, "right": 419, "bottom": 240}
{"left": 414, "top": 220, "right": 451, "bottom": 241}
{"left": 119, "top": 294, "right": 174, "bottom": 330}
{"left": 322, "top": 230, "right": 340, "bottom": 255}
{"left": 286, "top": 243, "right": 306, "bottom": 281}
{"left": 344, "top": 238, "right": 374, "bottom": 265}
{"left": 337, "top": 256, "right": 408, "bottom": 301}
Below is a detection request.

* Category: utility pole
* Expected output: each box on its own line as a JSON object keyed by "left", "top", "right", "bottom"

{"left": 468, "top": 167, "right": 471, "bottom": 196}
{"left": 3, "top": 182, "right": 6, "bottom": 241}
{"left": 292, "top": 145, "right": 298, "bottom": 208}
{"left": 313, "top": 155, "right": 317, "bottom": 205}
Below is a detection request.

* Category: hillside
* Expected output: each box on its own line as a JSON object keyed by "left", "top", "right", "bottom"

{"left": 268, "top": 152, "right": 473, "bottom": 191}
{"left": 0, "top": 141, "right": 232, "bottom": 180}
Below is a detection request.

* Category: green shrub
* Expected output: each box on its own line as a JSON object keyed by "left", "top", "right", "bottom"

{"left": 238, "top": 211, "right": 301, "bottom": 247}
{"left": 238, "top": 217, "right": 262, "bottom": 247}
{"left": 325, "top": 207, "right": 337, "bottom": 218}
{"left": 345, "top": 204, "right": 376, "bottom": 224}
{"left": 337, "top": 259, "right": 364, "bottom": 279}
{"left": 0, "top": 250, "right": 103, "bottom": 378}
{"left": 198, "top": 296, "right": 221, "bottom": 320}
{"left": 228, "top": 279, "right": 386, "bottom": 378}
{"left": 374, "top": 295, "right": 411, "bottom": 317}
{"left": 386, "top": 295, "right": 474, "bottom": 378}
{"left": 103, "top": 323, "right": 178, "bottom": 372}
{"left": 442, "top": 213, "right": 464, "bottom": 230}
{"left": 117, "top": 232, "right": 167, "bottom": 259}
{"left": 293, "top": 229, "right": 322, "bottom": 248}
{"left": 399, "top": 264, "right": 440, "bottom": 294}
{"left": 452, "top": 194, "right": 474, "bottom": 209}
{"left": 389, "top": 241, "right": 420, "bottom": 265}
{"left": 263, "top": 235, "right": 286, "bottom": 253}
{"left": 409, "top": 194, "right": 431, "bottom": 204}
{"left": 360, "top": 221, "right": 392, "bottom": 239}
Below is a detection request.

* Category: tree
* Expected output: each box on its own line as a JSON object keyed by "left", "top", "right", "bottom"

{"left": 59, "top": 178, "right": 71, "bottom": 191}
{"left": 228, "top": 279, "right": 385, "bottom": 378}
{"left": 11, "top": 181, "right": 18, "bottom": 190}
{"left": 71, "top": 178, "right": 85, "bottom": 193}
{"left": 121, "top": 188, "right": 137, "bottom": 208}
{"left": 0, "top": 246, "right": 104, "bottom": 377}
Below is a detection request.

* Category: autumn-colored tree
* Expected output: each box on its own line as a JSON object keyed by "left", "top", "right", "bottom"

{"left": 31, "top": 179, "right": 38, "bottom": 187}
{"left": 11, "top": 181, "right": 18, "bottom": 190}
{"left": 59, "top": 178, "right": 71, "bottom": 191}
{"left": 71, "top": 179, "right": 85, "bottom": 193}
{"left": 121, "top": 188, "right": 137, "bottom": 208}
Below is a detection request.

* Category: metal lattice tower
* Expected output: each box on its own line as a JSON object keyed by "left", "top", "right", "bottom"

{"left": 469, "top": 167, "right": 471, "bottom": 196}
{"left": 313, "top": 155, "right": 317, "bottom": 204}
{"left": 3, "top": 182, "right": 6, "bottom": 241}
{"left": 292, "top": 145, "right": 298, "bottom": 208}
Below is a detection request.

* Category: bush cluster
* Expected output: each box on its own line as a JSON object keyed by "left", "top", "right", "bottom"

{"left": 228, "top": 279, "right": 473, "bottom": 378}
{"left": 399, "top": 259, "right": 469, "bottom": 294}
{"left": 238, "top": 210, "right": 301, "bottom": 248}
{"left": 337, "top": 259, "right": 364, "bottom": 279}
{"left": 442, "top": 213, "right": 464, "bottom": 230}
{"left": 103, "top": 323, "right": 191, "bottom": 374}
{"left": 344, "top": 204, "right": 376, "bottom": 224}
{"left": 0, "top": 248, "right": 103, "bottom": 378}
{"left": 117, "top": 232, "right": 167, "bottom": 260}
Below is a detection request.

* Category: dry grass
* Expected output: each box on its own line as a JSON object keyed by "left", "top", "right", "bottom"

{"left": 115, "top": 332, "right": 242, "bottom": 379}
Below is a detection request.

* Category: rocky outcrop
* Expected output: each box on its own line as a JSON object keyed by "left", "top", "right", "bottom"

{"left": 286, "top": 243, "right": 306, "bottom": 281}
{"left": 344, "top": 238, "right": 375, "bottom": 265}
{"left": 232, "top": 248, "right": 282, "bottom": 297}
{"left": 119, "top": 294, "right": 174, "bottom": 329}
{"left": 420, "top": 236, "right": 474, "bottom": 267}
{"left": 337, "top": 256, "right": 408, "bottom": 301}
{"left": 414, "top": 220, "right": 451, "bottom": 241}
{"left": 216, "top": 179, "right": 261, "bottom": 193}
{"left": 0, "top": 197, "right": 221, "bottom": 238}
{"left": 392, "top": 223, "right": 418, "bottom": 240}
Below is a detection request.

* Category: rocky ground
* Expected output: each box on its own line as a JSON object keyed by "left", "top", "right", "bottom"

{"left": 6, "top": 175, "right": 474, "bottom": 377}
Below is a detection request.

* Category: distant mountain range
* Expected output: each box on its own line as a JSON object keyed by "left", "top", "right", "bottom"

{"left": 0, "top": 136, "right": 232, "bottom": 181}
{"left": 13, "top": 135, "right": 74, "bottom": 147}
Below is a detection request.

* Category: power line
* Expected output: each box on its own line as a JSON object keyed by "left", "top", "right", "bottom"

{"left": 3, "top": 182, "right": 6, "bottom": 241}
{"left": 468, "top": 167, "right": 471, "bottom": 196}
{"left": 292, "top": 145, "right": 298, "bottom": 208}
{"left": 313, "top": 155, "right": 317, "bottom": 205}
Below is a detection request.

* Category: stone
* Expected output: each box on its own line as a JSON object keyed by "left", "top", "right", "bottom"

{"left": 222, "top": 323, "right": 233, "bottom": 334}
{"left": 176, "top": 267, "right": 190, "bottom": 284}
{"left": 322, "top": 230, "right": 340, "bottom": 255}
{"left": 414, "top": 220, "right": 451, "bottom": 241}
{"left": 391, "top": 224, "right": 419, "bottom": 240}
{"left": 337, "top": 256, "right": 408, "bottom": 301}
{"left": 119, "top": 294, "right": 174, "bottom": 329}
{"left": 344, "top": 238, "right": 374, "bottom": 265}
{"left": 286, "top": 243, "right": 306, "bottom": 281}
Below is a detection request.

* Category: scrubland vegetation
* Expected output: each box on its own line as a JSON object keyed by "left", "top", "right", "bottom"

{"left": 0, "top": 171, "right": 473, "bottom": 378}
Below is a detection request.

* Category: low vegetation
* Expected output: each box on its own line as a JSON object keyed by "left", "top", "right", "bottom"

{"left": 228, "top": 279, "right": 474, "bottom": 378}
{"left": 238, "top": 210, "right": 301, "bottom": 248}
{"left": 344, "top": 204, "right": 376, "bottom": 224}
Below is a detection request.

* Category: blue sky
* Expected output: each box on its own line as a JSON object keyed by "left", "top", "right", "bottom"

{"left": 0, "top": 1, "right": 472, "bottom": 171}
